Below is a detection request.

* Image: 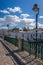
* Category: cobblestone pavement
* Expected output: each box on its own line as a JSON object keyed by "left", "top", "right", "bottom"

{"left": 2, "top": 40, "right": 43, "bottom": 65}
{"left": 0, "top": 41, "right": 16, "bottom": 65}
{"left": 0, "top": 38, "right": 43, "bottom": 65}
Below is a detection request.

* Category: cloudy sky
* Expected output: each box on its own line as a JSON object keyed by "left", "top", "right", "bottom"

{"left": 0, "top": 0, "right": 43, "bottom": 29}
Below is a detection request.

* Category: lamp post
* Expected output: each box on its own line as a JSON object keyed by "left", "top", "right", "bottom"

{"left": 32, "top": 4, "right": 39, "bottom": 58}
{"left": 7, "top": 24, "right": 9, "bottom": 35}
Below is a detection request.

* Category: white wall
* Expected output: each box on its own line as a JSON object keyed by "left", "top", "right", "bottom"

{"left": 7, "top": 31, "right": 43, "bottom": 41}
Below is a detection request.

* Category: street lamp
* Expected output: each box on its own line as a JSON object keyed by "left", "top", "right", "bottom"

{"left": 32, "top": 4, "right": 39, "bottom": 58}
{"left": 7, "top": 24, "right": 9, "bottom": 35}
{"left": 32, "top": 4, "right": 39, "bottom": 41}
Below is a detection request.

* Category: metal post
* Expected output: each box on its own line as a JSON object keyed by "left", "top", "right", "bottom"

{"left": 36, "top": 14, "right": 38, "bottom": 41}
{"left": 32, "top": 4, "right": 39, "bottom": 59}
{"left": 35, "top": 13, "right": 38, "bottom": 58}
{"left": 41, "top": 44, "right": 43, "bottom": 60}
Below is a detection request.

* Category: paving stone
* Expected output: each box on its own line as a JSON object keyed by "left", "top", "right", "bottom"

{"left": 0, "top": 38, "right": 43, "bottom": 65}
{"left": 0, "top": 41, "right": 15, "bottom": 65}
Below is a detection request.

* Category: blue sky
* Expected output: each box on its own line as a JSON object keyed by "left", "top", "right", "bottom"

{"left": 0, "top": 0, "right": 43, "bottom": 29}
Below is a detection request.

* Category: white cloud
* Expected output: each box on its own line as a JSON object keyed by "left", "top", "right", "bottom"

{"left": 0, "top": 18, "right": 5, "bottom": 27}
{"left": 23, "top": 18, "right": 35, "bottom": 23}
{"left": 0, "top": 23, "right": 2, "bottom": 26}
{"left": 0, "top": 18, "right": 5, "bottom": 22}
{"left": 20, "top": 13, "right": 35, "bottom": 29}
{"left": 0, "top": 9, "right": 9, "bottom": 14}
{"left": 39, "top": 16, "right": 43, "bottom": 18}
{"left": 7, "top": 7, "right": 22, "bottom": 13}
{"left": 38, "top": 23, "right": 43, "bottom": 28}
{"left": 20, "top": 14, "right": 30, "bottom": 18}
{"left": 0, "top": 15, "right": 20, "bottom": 27}
{"left": 0, "top": 14, "right": 35, "bottom": 29}
{"left": 0, "top": 7, "right": 22, "bottom": 14}
{"left": 25, "top": 19, "right": 35, "bottom": 29}
{"left": 0, "top": 14, "right": 43, "bottom": 29}
{"left": 0, "top": 27, "right": 8, "bottom": 29}
{"left": 5, "top": 15, "right": 20, "bottom": 25}
{"left": 29, "top": 22, "right": 35, "bottom": 27}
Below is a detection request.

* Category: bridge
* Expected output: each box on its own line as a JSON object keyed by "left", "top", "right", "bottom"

{"left": 0, "top": 38, "right": 43, "bottom": 65}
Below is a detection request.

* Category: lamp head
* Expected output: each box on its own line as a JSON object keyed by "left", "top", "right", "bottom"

{"left": 32, "top": 4, "right": 39, "bottom": 12}
{"left": 7, "top": 24, "right": 9, "bottom": 27}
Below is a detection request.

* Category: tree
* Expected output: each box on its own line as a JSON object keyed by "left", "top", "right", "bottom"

{"left": 12, "top": 27, "right": 19, "bottom": 32}
{"left": 23, "top": 27, "right": 29, "bottom": 31}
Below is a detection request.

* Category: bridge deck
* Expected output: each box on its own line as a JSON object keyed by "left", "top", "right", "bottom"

{"left": 0, "top": 38, "right": 43, "bottom": 65}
